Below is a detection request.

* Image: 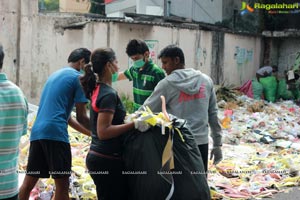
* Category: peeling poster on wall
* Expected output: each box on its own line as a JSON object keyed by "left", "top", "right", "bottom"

{"left": 237, "top": 48, "right": 246, "bottom": 64}
{"left": 293, "top": 51, "right": 300, "bottom": 70}
{"left": 145, "top": 40, "right": 159, "bottom": 64}
{"left": 234, "top": 46, "right": 253, "bottom": 65}
{"left": 247, "top": 50, "right": 253, "bottom": 62}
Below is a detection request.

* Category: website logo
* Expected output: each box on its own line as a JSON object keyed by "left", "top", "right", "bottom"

{"left": 240, "top": 2, "right": 300, "bottom": 15}
{"left": 240, "top": 2, "right": 254, "bottom": 15}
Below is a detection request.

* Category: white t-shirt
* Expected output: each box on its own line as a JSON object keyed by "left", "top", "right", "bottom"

{"left": 256, "top": 66, "right": 273, "bottom": 76}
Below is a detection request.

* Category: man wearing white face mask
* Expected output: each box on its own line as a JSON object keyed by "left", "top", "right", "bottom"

{"left": 118, "top": 39, "right": 165, "bottom": 111}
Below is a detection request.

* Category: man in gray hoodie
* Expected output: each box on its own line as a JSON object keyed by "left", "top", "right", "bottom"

{"left": 143, "top": 45, "right": 222, "bottom": 173}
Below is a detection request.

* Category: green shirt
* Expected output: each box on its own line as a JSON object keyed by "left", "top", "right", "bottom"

{"left": 0, "top": 73, "right": 28, "bottom": 199}
{"left": 124, "top": 61, "right": 165, "bottom": 111}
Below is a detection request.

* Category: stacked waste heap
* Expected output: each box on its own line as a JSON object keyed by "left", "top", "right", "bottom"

{"left": 19, "top": 87, "right": 300, "bottom": 199}
{"left": 210, "top": 85, "right": 300, "bottom": 199}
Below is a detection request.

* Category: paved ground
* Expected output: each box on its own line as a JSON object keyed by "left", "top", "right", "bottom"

{"left": 253, "top": 187, "right": 300, "bottom": 200}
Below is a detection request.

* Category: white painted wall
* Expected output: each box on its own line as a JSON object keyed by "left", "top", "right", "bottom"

{"left": 110, "top": 24, "right": 215, "bottom": 98}
{"left": 223, "top": 33, "right": 262, "bottom": 86}
{"left": 1, "top": 0, "right": 263, "bottom": 104}
{"left": 17, "top": 15, "right": 109, "bottom": 104}
{"left": 0, "top": 0, "right": 19, "bottom": 83}
{"left": 198, "top": 31, "right": 212, "bottom": 75}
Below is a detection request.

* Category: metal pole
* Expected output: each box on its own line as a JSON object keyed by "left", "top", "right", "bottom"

{"left": 164, "top": 0, "right": 167, "bottom": 17}
{"left": 167, "top": 0, "right": 171, "bottom": 17}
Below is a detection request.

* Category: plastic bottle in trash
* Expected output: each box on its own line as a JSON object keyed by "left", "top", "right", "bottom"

{"left": 221, "top": 115, "right": 231, "bottom": 129}
{"left": 221, "top": 110, "right": 232, "bottom": 129}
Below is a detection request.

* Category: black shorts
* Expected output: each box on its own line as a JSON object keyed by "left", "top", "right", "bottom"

{"left": 26, "top": 139, "right": 72, "bottom": 179}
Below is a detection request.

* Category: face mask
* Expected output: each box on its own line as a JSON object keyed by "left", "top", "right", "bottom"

{"left": 80, "top": 69, "right": 85, "bottom": 74}
{"left": 133, "top": 58, "right": 145, "bottom": 69}
{"left": 112, "top": 72, "right": 118, "bottom": 82}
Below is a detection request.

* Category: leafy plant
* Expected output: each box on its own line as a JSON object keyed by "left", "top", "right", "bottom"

{"left": 120, "top": 93, "right": 134, "bottom": 114}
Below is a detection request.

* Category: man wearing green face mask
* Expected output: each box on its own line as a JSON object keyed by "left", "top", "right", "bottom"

{"left": 118, "top": 39, "right": 165, "bottom": 111}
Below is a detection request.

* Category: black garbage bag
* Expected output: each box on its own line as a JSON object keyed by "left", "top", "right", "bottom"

{"left": 122, "top": 115, "right": 211, "bottom": 200}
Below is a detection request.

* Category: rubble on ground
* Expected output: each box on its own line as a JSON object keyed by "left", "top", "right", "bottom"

{"left": 19, "top": 95, "right": 300, "bottom": 199}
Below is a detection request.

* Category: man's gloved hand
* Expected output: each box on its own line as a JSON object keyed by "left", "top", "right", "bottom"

{"left": 210, "top": 146, "right": 223, "bottom": 165}
{"left": 133, "top": 118, "right": 150, "bottom": 132}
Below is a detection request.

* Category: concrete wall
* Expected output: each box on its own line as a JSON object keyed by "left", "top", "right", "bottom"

{"left": 277, "top": 38, "right": 300, "bottom": 71}
{"left": 210, "top": 32, "right": 224, "bottom": 85}
{"left": 0, "top": 0, "right": 20, "bottom": 83}
{"left": 0, "top": 0, "right": 38, "bottom": 84}
{"left": 262, "top": 36, "right": 300, "bottom": 78}
{"left": 106, "top": 23, "right": 213, "bottom": 98}
{"left": 223, "top": 33, "right": 262, "bottom": 86}
{"left": 18, "top": 15, "right": 110, "bottom": 104}
{"left": 0, "top": 0, "right": 264, "bottom": 104}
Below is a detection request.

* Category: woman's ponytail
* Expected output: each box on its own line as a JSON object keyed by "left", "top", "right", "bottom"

{"left": 80, "top": 63, "right": 96, "bottom": 99}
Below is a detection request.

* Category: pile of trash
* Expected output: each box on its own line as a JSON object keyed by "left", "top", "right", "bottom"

{"left": 216, "top": 84, "right": 241, "bottom": 103}
{"left": 19, "top": 95, "right": 300, "bottom": 199}
{"left": 211, "top": 95, "right": 300, "bottom": 199}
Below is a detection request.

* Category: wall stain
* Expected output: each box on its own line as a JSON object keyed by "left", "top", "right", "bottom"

{"left": 234, "top": 46, "right": 253, "bottom": 83}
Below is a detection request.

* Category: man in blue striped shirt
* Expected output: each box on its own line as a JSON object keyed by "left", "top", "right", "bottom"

{"left": 0, "top": 43, "right": 28, "bottom": 200}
